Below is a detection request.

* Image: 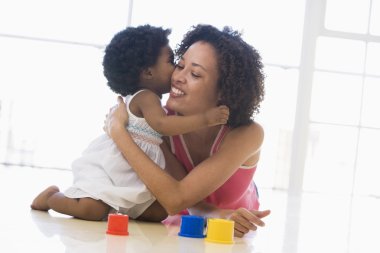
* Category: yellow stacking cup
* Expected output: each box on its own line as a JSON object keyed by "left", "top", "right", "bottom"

{"left": 205, "top": 218, "right": 234, "bottom": 244}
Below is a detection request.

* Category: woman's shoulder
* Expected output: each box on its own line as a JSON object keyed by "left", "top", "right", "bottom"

{"left": 223, "top": 122, "right": 264, "bottom": 149}
{"left": 228, "top": 121, "right": 263, "bottom": 138}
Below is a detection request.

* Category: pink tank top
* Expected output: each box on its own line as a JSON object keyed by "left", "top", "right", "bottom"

{"left": 168, "top": 115, "right": 260, "bottom": 211}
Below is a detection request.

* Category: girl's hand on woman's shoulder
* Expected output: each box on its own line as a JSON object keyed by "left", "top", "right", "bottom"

{"left": 227, "top": 208, "right": 271, "bottom": 238}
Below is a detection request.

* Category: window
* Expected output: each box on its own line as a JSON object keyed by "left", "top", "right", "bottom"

{"left": 303, "top": 0, "right": 380, "bottom": 196}
{"left": 1, "top": 0, "right": 378, "bottom": 198}
{"left": 0, "top": 0, "right": 131, "bottom": 168}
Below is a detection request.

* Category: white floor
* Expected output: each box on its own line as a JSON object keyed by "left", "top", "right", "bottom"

{"left": 0, "top": 165, "right": 379, "bottom": 253}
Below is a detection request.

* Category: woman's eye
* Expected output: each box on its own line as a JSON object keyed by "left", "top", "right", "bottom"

{"left": 191, "top": 73, "right": 200, "bottom": 78}
{"left": 175, "top": 64, "right": 184, "bottom": 69}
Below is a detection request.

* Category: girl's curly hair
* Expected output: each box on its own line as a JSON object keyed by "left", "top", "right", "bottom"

{"left": 175, "top": 24, "right": 265, "bottom": 128}
{"left": 103, "top": 25, "right": 171, "bottom": 96}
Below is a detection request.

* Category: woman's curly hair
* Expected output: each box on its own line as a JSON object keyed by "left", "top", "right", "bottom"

{"left": 175, "top": 24, "right": 265, "bottom": 128}
{"left": 103, "top": 25, "right": 171, "bottom": 96}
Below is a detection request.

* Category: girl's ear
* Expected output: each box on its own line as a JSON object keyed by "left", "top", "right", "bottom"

{"left": 141, "top": 68, "right": 153, "bottom": 80}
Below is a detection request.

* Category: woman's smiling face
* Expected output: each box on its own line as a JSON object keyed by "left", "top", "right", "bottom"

{"left": 166, "top": 41, "right": 220, "bottom": 116}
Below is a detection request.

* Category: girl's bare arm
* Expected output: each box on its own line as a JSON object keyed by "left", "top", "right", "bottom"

{"left": 133, "top": 90, "right": 229, "bottom": 136}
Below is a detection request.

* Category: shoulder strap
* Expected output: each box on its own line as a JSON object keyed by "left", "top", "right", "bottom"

{"left": 125, "top": 89, "right": 149, "bottom": 117}
{"left": 210, "top": 125, "right": 229, "bottom": 155}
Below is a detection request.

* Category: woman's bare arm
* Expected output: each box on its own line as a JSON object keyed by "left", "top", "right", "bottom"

{"left": 106, "top": 97, "right": 264, "bottom": 215}
{"left": 160, "top": 137, "right": 187, "bottom": 180}
{"left": 160, "top": 137, "right": 270, "bottom": 238}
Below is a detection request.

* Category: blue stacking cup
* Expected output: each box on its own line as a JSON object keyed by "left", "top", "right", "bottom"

{"left": 178, "top": 215, "right": 206, "bottom": 238}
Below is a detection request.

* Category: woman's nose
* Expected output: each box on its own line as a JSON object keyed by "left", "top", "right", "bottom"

{"left": 172, "top": 69, "right": 185, "bottom": 83}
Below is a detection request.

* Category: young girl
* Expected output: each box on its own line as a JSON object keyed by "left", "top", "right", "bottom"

{"left": 31, "top": 25, "right": 229, "bottom": 221}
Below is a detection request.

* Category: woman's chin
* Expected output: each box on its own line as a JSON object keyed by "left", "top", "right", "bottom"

{"left": 165, "top": 99, "right": 175, "bottom": 110}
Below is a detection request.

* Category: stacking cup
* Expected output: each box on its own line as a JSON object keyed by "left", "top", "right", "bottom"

{"left": 106, "top": 213, "right": 129, "bottom": 236}
{"left": 178, "top": 215, "right": 206, "bottom": 238}
{"left": 205, "top": 218, "right": 234, "bottom": 244}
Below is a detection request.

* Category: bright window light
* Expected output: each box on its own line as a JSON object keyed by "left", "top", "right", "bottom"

{"left": 370, "top": 0, "right": 380, "bottom": 35}
{"left": 361, "top": 77, "right": 380, "bottom": 128}
{"left": 355, "top": 129, "right": 380, "bottom": 196}
{"left": 315, "top": 37, "right": 366, "bottom": 73}
{"left": 0, "top": 0, "right": 130, "bottom": 45}
{"left": 365, "top": 42, "right": 380, "bottom": 75}
{"left": 310, "top": 71, "right": 363, "bottom": 125}
{"left": 325, "top": 0, "right": 370, "bottom": 34}
{"left": 303, "top": 124, "right": 358, "bottom": 194}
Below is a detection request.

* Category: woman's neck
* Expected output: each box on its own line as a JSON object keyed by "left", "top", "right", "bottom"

{"left": 182, "top": 125, "right": 222, "bottom": 166}
{"left": 186, "top": 125, "right": 220, "bottom": 140}
{"left": 174, "top": 109, "right": 222, "bottom": 142}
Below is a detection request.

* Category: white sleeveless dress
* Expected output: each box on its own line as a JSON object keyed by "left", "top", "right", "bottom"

{"left": 64, "top": 90, "right": 165, "bottom": 219}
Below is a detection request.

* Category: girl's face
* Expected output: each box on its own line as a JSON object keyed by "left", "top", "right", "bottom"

{"left": 166, "top": 41, "right": 219, "bottom": 116}
{"left": 150, "top": 46, "right": 175, "bottom": 95}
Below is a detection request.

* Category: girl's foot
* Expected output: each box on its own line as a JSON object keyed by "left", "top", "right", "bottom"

{"left": 31, "top": 185, "right": 60, "bottom": 211}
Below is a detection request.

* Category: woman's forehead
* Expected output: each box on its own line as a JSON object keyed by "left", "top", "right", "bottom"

{"left": 183, "top": 41, "right": 218, "bottom": 70}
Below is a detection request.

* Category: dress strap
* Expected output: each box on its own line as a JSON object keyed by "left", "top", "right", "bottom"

{"left": 210, "top": 125, "right": 229, "bottom": 155}
{"left": 125, "top": 89, "right": 148, "bottom": 104}
{"left": 125, "top": 89, "right": 156, "bottom": 117}
{"left": 167, "top": 109, "right": 194, "bottom": 171}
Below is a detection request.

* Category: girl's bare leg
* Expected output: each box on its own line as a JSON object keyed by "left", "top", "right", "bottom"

{"left": 31, "top": 185, "right": 110, "bottom": 221}
{"left": 31, "top": 185, "right": 60, "bottom": 211}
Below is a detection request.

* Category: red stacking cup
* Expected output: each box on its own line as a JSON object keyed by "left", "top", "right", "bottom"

{"left": 106, "top": 213, "right": 129, "bottom": 236}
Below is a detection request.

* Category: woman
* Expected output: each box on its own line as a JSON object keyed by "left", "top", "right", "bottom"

{"left": 104, "top": 24, "right": 270, "bottom": 237}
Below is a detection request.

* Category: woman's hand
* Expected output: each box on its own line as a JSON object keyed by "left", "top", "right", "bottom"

{"left": 190, "top": 202, "right": 270, "bottom": 238}
{"left": 227, "top": 208, "right": 271, "bottom": 238}
{"left": 103, "top": 96, "right": 129, "bottom": 139}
